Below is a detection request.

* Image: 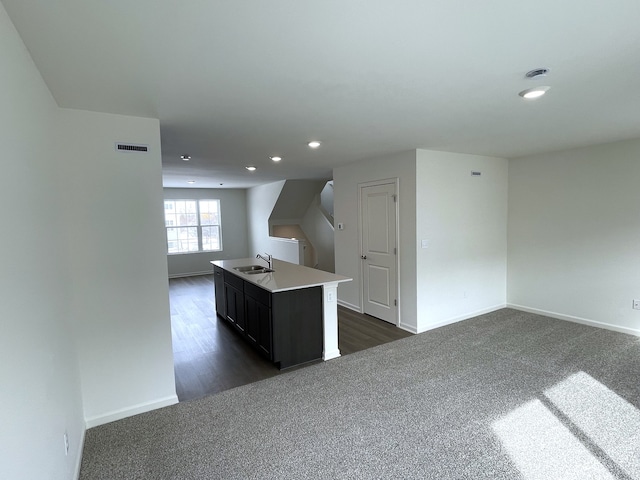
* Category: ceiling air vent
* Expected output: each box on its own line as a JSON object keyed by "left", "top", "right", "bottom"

{"left": 115, "top": 143, "right": 149, "bottom": 153}
{"left": 525, "top": 68, "right": 549, "bottom": 79}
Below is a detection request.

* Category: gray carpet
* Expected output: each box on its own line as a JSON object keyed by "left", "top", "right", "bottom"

{"left": 79, "top": 309, "right": 640, "bottom": 479}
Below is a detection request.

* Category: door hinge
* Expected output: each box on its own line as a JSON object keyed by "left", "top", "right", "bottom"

{"left": 394, "top": 299, "right": 397, "bottom": 306}
{"left": 392, "top": 194, "right": 397, "bottom": 203}
{"left": 394, "top": 247, "right": 397, "bottom": 255}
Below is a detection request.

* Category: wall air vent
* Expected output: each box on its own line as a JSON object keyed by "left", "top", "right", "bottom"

{"left": 115, "top": 143, "right": 149, "bottom": 153}
{"left": 471, "top": 171, "right": 482, "bottom": 176}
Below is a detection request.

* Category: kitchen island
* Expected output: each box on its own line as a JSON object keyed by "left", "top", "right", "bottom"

{"left": 211, "top": 258, "right": 351, "bottom": 369}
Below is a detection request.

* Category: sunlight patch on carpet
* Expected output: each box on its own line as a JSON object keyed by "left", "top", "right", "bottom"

{"left": 492, "top": 398, "right": 615, "bottom": 480}
{"left": 544, "top": 371, "right": 640, "bottom": 478}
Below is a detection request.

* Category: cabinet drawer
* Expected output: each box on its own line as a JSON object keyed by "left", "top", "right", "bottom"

{"left": 244, "top": 281, "right": 271, "bottom": 307}
{"left": 223, "top": 270, "right": 244, "bottom": 290}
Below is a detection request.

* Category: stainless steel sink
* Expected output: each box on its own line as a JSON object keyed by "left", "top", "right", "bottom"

{"left": 245, "top": 268, "right": 274, "bottom": 275}
{"left": 234, "top": 265, "right": 274, "bottom": 274}
{"left": 234, "top": 265, "right": 266, "bottom": 272}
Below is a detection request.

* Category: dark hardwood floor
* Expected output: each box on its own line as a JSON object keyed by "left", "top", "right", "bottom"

{"left": 169, "top": 274, "right": 412, "bottom": 402}
{"left": 337, "top": 305, "right": 412, "bottom": 354}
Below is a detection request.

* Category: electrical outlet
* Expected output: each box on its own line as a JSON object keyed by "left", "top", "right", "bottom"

{"left": 63, "top": 431, "right": 69, "bottom": 456}
{"left": 633, "top": 300, "right": 640, "bottom": 310}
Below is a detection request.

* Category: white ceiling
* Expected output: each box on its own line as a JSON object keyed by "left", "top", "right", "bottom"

{"left": 5, "top": 0, "right": 640, "bottom": 188}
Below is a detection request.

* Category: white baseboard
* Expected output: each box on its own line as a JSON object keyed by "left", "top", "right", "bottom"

{"left": 337, "top": 299, "right": 418, "bottom": 334}
{"left": 73, "top": 426, "right": 86, "bottom": 480}
{"left": 507, "top": 304, "right": 640, "bottom": 337}
{"left": 168, "top": 270, "right": 212, "bottom": 279}
{"left": 337, "top": 300, "right": 360, "bottom": 312}
{"left": 416, "top": 304, "right": 507, "bottom": 334}
{"left": 323, "top": 349, "right": 341, "bottom": 361}
{"left": 398, "top": 322, "right": 418, "bottom": 334}
{"left": 84, "top": 394, "right": 179, "bottom": 428}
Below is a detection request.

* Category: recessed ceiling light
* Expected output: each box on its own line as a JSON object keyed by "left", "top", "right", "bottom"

{"left": 181, "top": 155, "right": 191, "bottom": 161}
{"left": 187, "top": 180, "right": 196, "bottom": 184}
{"left": 245, "top": 166, "right": 257, "bottom": 171}
{"left": 308, "top": 141, "right": 321, "bottom": 149}
{"left": 519, "top": 86, "right": 550, "bottom": 99}
{"left": 270, "top": 156, "right": 282, "bottom": 162}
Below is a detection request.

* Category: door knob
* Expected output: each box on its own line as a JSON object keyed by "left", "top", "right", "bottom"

{"left": 361, "top": 255, "right": 367, "bottom": 260}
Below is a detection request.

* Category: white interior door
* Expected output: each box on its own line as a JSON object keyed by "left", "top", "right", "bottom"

{"left": 360, "top": 181, "right": 397, "bottom": 325}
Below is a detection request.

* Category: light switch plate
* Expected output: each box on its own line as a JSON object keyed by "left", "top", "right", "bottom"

{"left": 421, "top": 239, "right": 429, "bottom": 249}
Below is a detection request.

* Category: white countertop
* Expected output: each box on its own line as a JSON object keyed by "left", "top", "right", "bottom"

{"left": 211, "top": 258, "right": 352, "bottom": 293}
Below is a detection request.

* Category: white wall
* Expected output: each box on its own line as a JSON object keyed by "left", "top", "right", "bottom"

{"left": 164, "top": 188, "right": 249, "bottom": 277}
{"left": 58, "top": 109, "right": 177, "bottom": 427}
{"left": 0, "top": 4, "right": 84, "bottom": 479}
{"left": 320, "top": 180, "right": 334, "bottom": 219}
{"left": 508, "top": 139, "right": 640, "bottom": 335}
{"left": 333, "top": 151, "right": 417, "bottom": 330}
{"left": 416, "top": 149, "right": 508, "bottom": 332}
{"left": 247, "top": 180, "right": 303, "bottom": 264}
{"left": 301, "top": 195, "right": 336, "bottom": 272}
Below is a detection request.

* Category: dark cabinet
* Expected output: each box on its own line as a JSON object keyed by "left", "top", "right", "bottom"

{"left": 245, "top": 282, "right": 272, "bottom": 359}
{"left": 256, "top": 302, "right": 272, "bottom": 358}
{"left": 213, "top": 266, "right": 225, "bottom": 319}
{"left": 245, "top": 295, "right": 272, "bottom": 357}
{"left": 224, "top": 284, "right": 245, "bottom": 332}
{"left": 216, "top": 267, "right": 323, "bottom": 369}
{"left": 223, "top": 270, "right": 245, "bottom": 332}
{"left": 271, "top": 286, "right": 323, "bottom": 368}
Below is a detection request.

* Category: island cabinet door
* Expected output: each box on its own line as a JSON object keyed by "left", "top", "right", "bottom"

{"left": 245, "top": 296, "right": 272, "bottom": 358}
{"left": 224, "top": 284, "right": 245, "bottom": 332}
{"left": 256, "top": 302, "right": 272, "bottom": 359}
{"left": 244, "top": 282, "right": 273, "bottom": 360}
{"left": 224, "top": 271, "right": 246, "bottom": 332}
{"left": 245, "top": 295, "right": 259, "bottom": 346}
{"left": 213, "top": 266, "right": 225, "bottom": 318}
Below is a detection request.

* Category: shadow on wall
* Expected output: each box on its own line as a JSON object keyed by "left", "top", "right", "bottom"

{"left": 269, "top": 180, "right": 335, "bottom": 272}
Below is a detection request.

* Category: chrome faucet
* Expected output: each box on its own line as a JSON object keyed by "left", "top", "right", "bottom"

{"left": 256, "top": 253, "right": 272, "bottom": 269}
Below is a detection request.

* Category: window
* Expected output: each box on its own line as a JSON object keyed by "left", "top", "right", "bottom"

{"left": 164, "top": 199, "right": 222, "bottom": 254}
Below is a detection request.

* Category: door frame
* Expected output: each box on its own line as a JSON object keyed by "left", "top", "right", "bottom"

{"left": 357, "top": 177, "right": 401, "bottom": 326}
